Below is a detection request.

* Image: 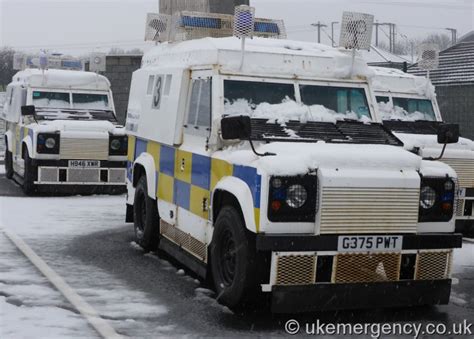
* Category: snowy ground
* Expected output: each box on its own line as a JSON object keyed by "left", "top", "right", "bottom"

{"left": 0, "top": 163, "right": 473, "bottom": 338}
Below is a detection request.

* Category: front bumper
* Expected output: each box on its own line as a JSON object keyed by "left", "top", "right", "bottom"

{"left": 271, "top": 279, "right": 451, "bottom": 313}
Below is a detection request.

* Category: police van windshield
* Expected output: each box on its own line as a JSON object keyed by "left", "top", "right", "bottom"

{"left": 377, "top": 96, "right": 436, "bottom": 121}
{"left": 32, "top": 90, "right": 115, "bottom": 122}
{"left": 224, "top": 79, "right": 371, "bottom": 123}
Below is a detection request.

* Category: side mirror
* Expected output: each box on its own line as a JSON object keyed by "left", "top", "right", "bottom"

{"left": 21, "top": 105, "right": 36, "bottom": 116}
{"left": 437, "top": 124, "right": 459, "bottom": 144}
{"left": 221, "top": 115, "right": 251, "bottom": 140}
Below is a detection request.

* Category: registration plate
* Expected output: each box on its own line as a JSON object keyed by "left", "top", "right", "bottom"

{"left": 68, "top": 160, "right": 100, "bottom": 168}
{"left": 338, "top": 235, "right": 403, "bottom": 253}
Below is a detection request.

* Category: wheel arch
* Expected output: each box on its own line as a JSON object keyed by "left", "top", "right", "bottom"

{"left": 22, "top": 136, "right": 33, "bottom": 159}
{"left": 133, "top": 153, "right": 157, "bottom": 199}
{"left": 4, "top": 130, "right": 13, "bottom": 152}
{"left": 212, "top": 176, "right": 258, "bottom": 234}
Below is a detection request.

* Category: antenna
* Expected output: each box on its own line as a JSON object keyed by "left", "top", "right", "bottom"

{"left": 339, "top": 11, "right": 374, "bottom": 76}
{"left": 89, "top": 53, "right": 107, "bottom": 73}
{"left": 417, "top": 43, "right": 440, "bottom": 79}
{"left": 233, "top": 5, "right": 256, "bottom": 70}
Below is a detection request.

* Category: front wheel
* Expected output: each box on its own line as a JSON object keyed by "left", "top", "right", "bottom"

{"left": 210, "top": 206, "right": 258, "bottom": 310}
{"left": 133, "top": 175, "right": 160, "bottom": 252}
{"left": 22, "top": 151, "right": 36, "bottom": 195}
{"left": 4, "top": 147, "right": 13, "bottom": 179}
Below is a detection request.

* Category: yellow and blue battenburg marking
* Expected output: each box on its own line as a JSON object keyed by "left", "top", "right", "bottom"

{"left": 127, "top": 136, "right": 262, "bottom": 230}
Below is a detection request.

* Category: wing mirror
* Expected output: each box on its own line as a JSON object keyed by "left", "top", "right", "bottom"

{"left": 437, "top": 124, "right": 459, "bottom": 144}
{"left": 21, "top": 105, "right": 36, "bottom": 116}
{"left": 221, "top": 115, "right": 252, "bottom": 140}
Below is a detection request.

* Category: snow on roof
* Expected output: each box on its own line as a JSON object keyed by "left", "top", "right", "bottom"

{"left": 361, "top": 45, "right": 410, "bottom": 64}
{"left": 370, "top": 66, "right": 435, "bottom": 99}
{"left": 142, "top": 37, "right": 374, "bottom": 80}
{"left": 12, "top": 69, "right": 111, "bottom": 91}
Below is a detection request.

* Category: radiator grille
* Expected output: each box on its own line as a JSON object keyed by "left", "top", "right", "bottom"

{"left": 276, "top": 255, "right": 316, "bottom": 285}
{"left": 320, "top": 187, "right": 419, "bottom": 234}
{"left": 109, "top": 169, "right": 126, "bottom": 183}
{"left": 456, "top": 198, "right": 464, "bottom": 217}
{"left": 68, "top": 168, "right": 100, "bottom": 182}
{"left": 39, "top": 167, "right": 59, "bottom": 182}
{"left": 416, "top": 251, "right": 452, "bottom": 280}
{"left": 60, "top": 138, "right": 109, "bottom": 160}
{"left": 160, "top": 220, "right": 207, "bottom": 261}
{"left": 334, "top": 253, "right": 401, "bottom": 283}
{"left": 442, "top": 159, "right": 474, "bottom": 188}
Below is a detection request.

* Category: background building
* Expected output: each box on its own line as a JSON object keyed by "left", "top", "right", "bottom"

{"left": 159, "top": 0, "right": 249, "bottom": 15}
{"left": 409, "top": 32, "right": 474, "bottom": 139}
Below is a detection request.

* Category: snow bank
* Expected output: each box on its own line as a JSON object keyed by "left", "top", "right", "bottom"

{"left": 224, "top": 98, "right": 371, "bottom": 124}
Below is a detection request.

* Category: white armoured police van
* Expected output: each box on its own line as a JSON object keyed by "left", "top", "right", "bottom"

{"left": 372, "top": 66, "right": 474, "bottom": 235}
{"left": 2, "top": 67, "right": 128, "bottom": 195}
{"left": 125, "top": 8, "right": 462, "bottom": 312}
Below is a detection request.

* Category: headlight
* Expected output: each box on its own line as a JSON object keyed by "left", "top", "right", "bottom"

{"left": 418, "top": 177, "right": 455, "bottom": 222}
{"left": 268, "top": 175, "right": 317, "bottom": 222}
{"left": 110, "top": 139, "right": 121, "bottom": 151}
{"left": 45, "top": 137, "right": 56, "bottom": 149}
{"left": 109, "top": 135, "right": 128, "bottom": 156}
{"left": 286, "top": 184, "right": 308, "bottom": 208}
{"left": 37, "top": 133, "right": 60, "bottom": 154}
{"left": 420, "top": 186, "right": 437, "bottom": 209}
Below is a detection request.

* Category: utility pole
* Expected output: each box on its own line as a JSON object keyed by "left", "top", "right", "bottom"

{"left": 311, "top": 21, "right": 327, "bottom": 44}
{"left": 374, "top": 22, "right": 392, "bottom": 48}
{"left": 331, "top": 21, "right": 339, "bottom": 47}
{"left": 446, "top": 28, "right": 457, "bottom": 46}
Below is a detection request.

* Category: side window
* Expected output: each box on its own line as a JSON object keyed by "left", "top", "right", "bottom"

{"left": 147, "top": 75, "right": 155, "bottom": 95}
{"left": 376, "top": 96, "right": 390, "bottom": 103}
{"left": 186, "top": 78, "right": 211, "bottom": 130}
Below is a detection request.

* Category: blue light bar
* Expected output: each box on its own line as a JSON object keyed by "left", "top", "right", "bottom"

{"left": 62, "top": 60, "right": 83, "bottom": 69}
{"left": 181, "top": 16, "right": 222, "bottom": 29}
{"left": 254, "top": 22, "right": 280, "bottom": 34}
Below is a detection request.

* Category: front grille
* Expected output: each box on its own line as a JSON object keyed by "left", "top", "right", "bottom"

{"left": 275, "top": 255, "right": 316, "bottom": 285}
{"left": 109, "top": 169, "right": 126, "bottom": 183}
{"left": 456, "top": 198, "right": 464, "bottom": 217}
{"left": 68, "top": 168, "right": 100, "bottom": 183}
{"left": 320, "top": 187, "right": 420, "bottom": 234}
{"left": 60, "top": 138, "right": 109, "bottom": 160}
{"left": 39, "top": 167, "right": 59, "bottom": 182}
{"left": 442, "top": 159, "right": 474, "bottom": 188}
{"left": 334, "top": 253, "right": 401, "bottom": 283}
{"left": 416, "top": 251, "right": 452, "bottom": 280}
{"left": 160, "top": 220, "right": 207, "bottom": 261}
{"left": 272, "top": 250, "right": 453, "bottom": 286}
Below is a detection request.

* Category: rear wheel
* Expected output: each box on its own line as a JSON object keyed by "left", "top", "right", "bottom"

{"left": 210, "top": 206, "right": 258, "bottom": 310}
{"left": 4, "top": 143, "right": 13, "bottom": 179}
{"left": 22, "top": 151, "right": 36, "bottom": 195}
{"left": 133, "top": 175, "right": 160, "bottom": 252}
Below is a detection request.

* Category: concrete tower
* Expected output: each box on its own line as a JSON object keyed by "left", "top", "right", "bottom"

{"left": 159, "top": 0, "right": 250, "bottom": 15}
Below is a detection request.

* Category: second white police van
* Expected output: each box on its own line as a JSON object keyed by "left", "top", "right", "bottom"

{"left": 125, "top": 11, "right": 462, "bottom": 313}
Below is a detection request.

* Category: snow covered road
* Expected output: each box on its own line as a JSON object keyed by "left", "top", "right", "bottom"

{"left": 0, "top": 164, "right": 473, "bottom": 338}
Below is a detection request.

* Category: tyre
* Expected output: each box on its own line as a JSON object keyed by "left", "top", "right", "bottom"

{"left": 210, "top": 206, "right": 258, "bottom": 310}
{"left": 22, "top": 151, "right": 37, "bottom": 195}
{"left": 4, "top": 144, "right": 13, "bottom": 179}
{"left": 133, "top": 175, "right": 160, "bottom": 251}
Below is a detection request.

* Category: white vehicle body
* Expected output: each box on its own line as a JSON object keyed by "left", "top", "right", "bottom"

{"left": 2, "top": 69, "right": 127, "bottom": 194}
{"left": 371, "top": 66, "right": 474, "bottom": 229}
{"left": 126, "top": 37, "right": 461, "bottom": 312}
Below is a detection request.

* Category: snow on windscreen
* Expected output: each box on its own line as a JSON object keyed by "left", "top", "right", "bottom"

{"left": 223, "top": 80, "right": 372, "bottom": 124}
{"left": 72, "top": 93, "right": 109, "bottom": 110}
{"left": 33, "top": 91, "right": 70, "bottom": 109}
{"left": 378, "top": 97, "right": 436, "bottom": 121}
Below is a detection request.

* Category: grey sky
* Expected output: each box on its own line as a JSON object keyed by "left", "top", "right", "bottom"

{"left": 0, "top": 0, "right": 473, "bottom": 55}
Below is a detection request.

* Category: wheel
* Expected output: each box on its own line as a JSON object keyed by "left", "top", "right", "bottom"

{"left": 22, "top": 151, "right": 37, "bottom": 195}
{"left": 210, "top": 206, "right": 258, "bottom": 310}
{"left": 133, "top": 175, "right": 160, "bottom": 251}
{"left": 4, "top": 144, "right": 13, "bottom": 179}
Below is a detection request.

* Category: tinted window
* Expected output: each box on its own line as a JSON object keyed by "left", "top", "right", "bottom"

{"left": 72, "top": 93, "right": 109, "bottom": 110}
{"left": 33, "top": 91, "right": 70, "bottom": 108}
{"left": 224, "top": 80, "right": 295, "bottom": 106}
{"left": 392, "top": 97, "right": 436, "bottom": 121}
{"left": 187, "top": 79, "right": 211, "bottom": 129}
{"left": 300, "top": 85, "right": 370, "bottom": 118}
{"left": 376, "top": 96, "right": 390, "bottom": 103}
